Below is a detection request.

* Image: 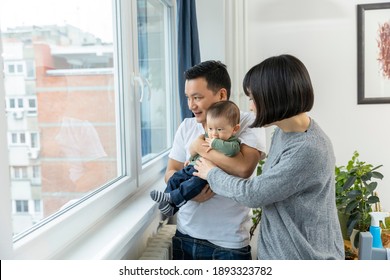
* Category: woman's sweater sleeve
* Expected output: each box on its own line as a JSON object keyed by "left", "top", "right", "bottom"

{"left": 207, "top": 142, "right": 324, "bottom": 208}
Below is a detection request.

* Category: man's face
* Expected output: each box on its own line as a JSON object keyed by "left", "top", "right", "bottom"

{"left": 185, "top": 77, "right": 225, "bottom": 125}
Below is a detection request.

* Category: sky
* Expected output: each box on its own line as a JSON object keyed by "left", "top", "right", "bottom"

{"left": 0, "top": 0, "right": 113, "bottom": 42}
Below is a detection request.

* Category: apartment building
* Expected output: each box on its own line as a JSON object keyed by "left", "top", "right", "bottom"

{"left": 3, "top": 25, "right": 116, "bottom": 235}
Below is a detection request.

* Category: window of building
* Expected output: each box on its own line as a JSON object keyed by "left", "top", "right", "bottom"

{"left": 9, "top": 98, "right": 15, "bottom": 108}
{"left": 13, "top": 166, "right": 28, "bottom": 179}
{"left": 15, "top": 200, "right": 29, "bottom": 213}
{"left": 34, "top": 200, "right": 41, "bottom": 213}
{"left": 32, "top": 166, "right": 40, "bottom": 178}
{"left": 30, "top": 132, "right": 38, "bottom": 149}
{"left": 0, "top": 0, "right": 177, "bottom": 257}
{"left": 25, "top": 60, "right": 35, "bottom": 79}
{"left": 5, "top": 62, "right": 24, "bottom": 75}
{"left": 9, "top": 132, "right": 27, "bottom": 145}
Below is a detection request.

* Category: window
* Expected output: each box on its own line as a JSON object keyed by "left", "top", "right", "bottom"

{"left": 25, "top": 60, "right": 35, "bottom": 79}
{"left": 13, "top": 167, "right": 28, "bottom": 179}
{"left": 5, "top": 62, "right": 24, "bottom": 75}
{"left": 15, "top": 200, "right": 29, "bottom": 213}
{"left": 0, "top": 0, "right": 177, "bottom": 258}
{"left": 9, "top": 98, "right": 15, "bottom": 108}
{"left": 9, "top": 132, "right": 27, "bottom": 145}
{"left": 34, "top": 200, "right": 41, "bottom": 213}
{"left": 32, "top": 166, "right": 40, "bottom": 178}
{"left": 30, "top": 132, "right": 38, "bottom": 148}
{"left": 137, "top": 0, "right": 175, "bottom": 163}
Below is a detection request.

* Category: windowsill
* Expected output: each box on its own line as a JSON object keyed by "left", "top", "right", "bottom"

{"left": 53, "top": 178, "right": 166, "bottom": 259}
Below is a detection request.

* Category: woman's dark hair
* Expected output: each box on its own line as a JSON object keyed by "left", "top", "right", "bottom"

{"left": 185, "top": 60, "right": 231, "bottom": 99}
{"left": 243, "top": 54, "right": 314, "bottom": 127}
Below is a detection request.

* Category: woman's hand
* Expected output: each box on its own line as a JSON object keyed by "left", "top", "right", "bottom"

{"left": 193, "top": 157, "right": 217, "bottom": 180}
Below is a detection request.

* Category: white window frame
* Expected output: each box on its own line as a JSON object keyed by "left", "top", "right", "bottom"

{"left": 4, "top": 61, "right": 24, "bottom": 75}
{"left": 0, "top": 0, "right": 178, "bottom": 259}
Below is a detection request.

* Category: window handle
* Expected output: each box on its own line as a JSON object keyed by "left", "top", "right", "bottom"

{"left": 133, "top": 76, "right": 145, "bottom": 102}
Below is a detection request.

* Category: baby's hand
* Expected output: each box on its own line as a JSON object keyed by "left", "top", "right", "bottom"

{"left": 202, "top": 138, "right": 214, "bottom": 153}
{"left": 184, "top": 160, "right": 190, "bottom": 167}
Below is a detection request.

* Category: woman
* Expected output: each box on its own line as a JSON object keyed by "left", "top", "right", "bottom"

{"left": 194, "top": 54, "right": 344, "bottom": 260}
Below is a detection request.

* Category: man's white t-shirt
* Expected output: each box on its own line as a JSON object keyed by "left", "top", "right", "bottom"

{"left": 169, "top": 111, "right": 266, "bottom": 248}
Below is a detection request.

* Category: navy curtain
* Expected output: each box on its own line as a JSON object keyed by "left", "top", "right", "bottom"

{"left": 177, "top": 0, "right": 201, "bottom": 120}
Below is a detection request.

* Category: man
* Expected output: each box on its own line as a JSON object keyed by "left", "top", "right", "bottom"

{"left": 165, "top": 60, "right": 266, "bottom": 259}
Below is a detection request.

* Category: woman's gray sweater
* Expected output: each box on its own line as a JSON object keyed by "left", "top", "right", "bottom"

{"left": 207, "top": 119, "right": 345, "bottom": 259}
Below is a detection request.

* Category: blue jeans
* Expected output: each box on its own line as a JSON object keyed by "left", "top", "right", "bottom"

{"left": 167, "top": 165, "right": 208, "bottom": 208}
{"left": 172, "top": 230, "right": 252, "bottom": 260}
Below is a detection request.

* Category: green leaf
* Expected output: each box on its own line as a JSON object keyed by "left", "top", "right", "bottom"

{"left": 367, "top": 196, "right": 380, "bottom": 204}
{"left": 366, "top": 182, "right": 377, "bottom": 193}
{"left": 345, "top": 200, "right": 359, "bottom": 214}
{"left": 343, "top": 176, "right": 356, "bottom": 191}
{"left": 371, "top": 171, "right": 384, "bottom": 179}
{"left": 361, "top": 173, "right": 372, "bottom": 181}
{"left": 347, "top": 189, "right": 361, "bottom": 199}
{"left": 347, "top": 216, "right": 359, "bottom": 236}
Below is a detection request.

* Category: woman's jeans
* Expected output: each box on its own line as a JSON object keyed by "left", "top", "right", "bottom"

{"left": 172, "top": 230, "right": 252, "bottom": 260}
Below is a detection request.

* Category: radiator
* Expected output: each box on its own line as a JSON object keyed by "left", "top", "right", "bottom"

{"left": 139, "top": 224, "right": 176, "bottom": 260}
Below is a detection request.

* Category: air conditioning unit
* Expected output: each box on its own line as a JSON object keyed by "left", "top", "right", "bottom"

{"left": 28, "top": 149, "right": 39, "bottom": 159}
{"left": 13, "top": 110, "right": 24, "bottom": 120}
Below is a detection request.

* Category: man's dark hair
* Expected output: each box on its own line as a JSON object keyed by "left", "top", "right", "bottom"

{"left": 185, "top": 60, "right": 231, "bottom": 99}
{"left": 243, "top": 54, "right": 314, "bottom": 127}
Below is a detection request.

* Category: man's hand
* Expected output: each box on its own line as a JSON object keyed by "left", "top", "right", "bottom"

{"left": 189, "top": 134, "right": 206, "bottom": 157}
{"left": 202, "top": 138, "right": 214, "bottom": 153}
{"left": 191, "top": 184, "right": 214, "bottom": 202}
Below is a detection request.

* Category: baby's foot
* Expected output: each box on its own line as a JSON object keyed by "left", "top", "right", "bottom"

{"left": 159, "top": 201, "right": 175, "bottom": 216}
{"left": 150, "top": 190, "right": 171, "bottom": 203}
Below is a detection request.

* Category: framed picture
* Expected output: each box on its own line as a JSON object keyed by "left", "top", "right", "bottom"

{"left": 357, "top": 3, "right": 390, "bottom": 104}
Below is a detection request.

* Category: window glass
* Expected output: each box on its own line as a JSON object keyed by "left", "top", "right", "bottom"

{"left": 16, "top": 200, "right": 29, "bottom": 213}
{"left": 8, "top": 64, "right": 15, "bottom": 73}
{"left": 1, "top": 0, "right": 118, "bottom": 235}
{"left": 138, "top": 0, "right": 174, "bottom": 163}
{"left": 9, "top": 98, "right": 15, "bottom": 108}
{"left": 0, "top": 0, "right": 176, "bottom": 252}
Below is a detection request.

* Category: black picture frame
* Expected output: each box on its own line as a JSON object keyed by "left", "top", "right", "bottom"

{"left": 357, "top": 2, "right": 390, "bottom": 104}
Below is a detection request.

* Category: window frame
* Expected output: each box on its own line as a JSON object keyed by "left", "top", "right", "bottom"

{"left": 0, "top": 0, "right": 177, "bottom": 259}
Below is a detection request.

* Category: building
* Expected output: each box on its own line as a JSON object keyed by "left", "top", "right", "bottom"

{"left": 3, "top": 25, "right": 116, "bottom": 234}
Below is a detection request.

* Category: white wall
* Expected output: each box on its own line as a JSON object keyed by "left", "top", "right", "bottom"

{"left": 197, "top": 0, "right": 390, "bottom": 211}
{"left": 196, "top": 0, "right": 225, "bottom": 62}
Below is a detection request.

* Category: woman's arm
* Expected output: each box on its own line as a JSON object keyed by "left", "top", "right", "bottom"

{"left": 191, "top": 137, "right": 262, "bottom": 178}
{"left": 195, "top": 143, "right": 324, "bottom": 208}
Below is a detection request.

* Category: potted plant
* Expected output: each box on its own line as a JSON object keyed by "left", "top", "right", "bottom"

{"left": 250, "top": 159, "right": 265, "bottom": 240}
{"left": 335, "top": 151, "right": 384, "bottom": 248}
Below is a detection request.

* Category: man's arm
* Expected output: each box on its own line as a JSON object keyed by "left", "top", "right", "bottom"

{"left": 164, "top": 158, "right": 184, "bottom": 183}
{"left": 191, "top": 138, "right": 262, "bottom": 178}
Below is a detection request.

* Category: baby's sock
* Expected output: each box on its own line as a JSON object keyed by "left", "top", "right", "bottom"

{"left": 150, "top": 190, "right": 171, "bottom": 203}
{"left": 159, "top": 201, "right": 175, "bottom": 216}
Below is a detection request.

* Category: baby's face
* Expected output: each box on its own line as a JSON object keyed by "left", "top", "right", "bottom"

{"left": 206, "top": 116, "right": 237, "bottom": 141}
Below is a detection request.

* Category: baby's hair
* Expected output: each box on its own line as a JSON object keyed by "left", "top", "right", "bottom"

{"left": 207, "top": 100, "right": 240, "bottom": 127}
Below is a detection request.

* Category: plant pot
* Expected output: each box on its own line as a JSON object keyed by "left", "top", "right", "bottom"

{"left": 350, "top": 229, "right": 360, "bottom": 251}
{"left": 337, "top": 210, "right": 350, "bottom": 240}
{"left": 381, "top": 229, "right": 390, "bottom": 248}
